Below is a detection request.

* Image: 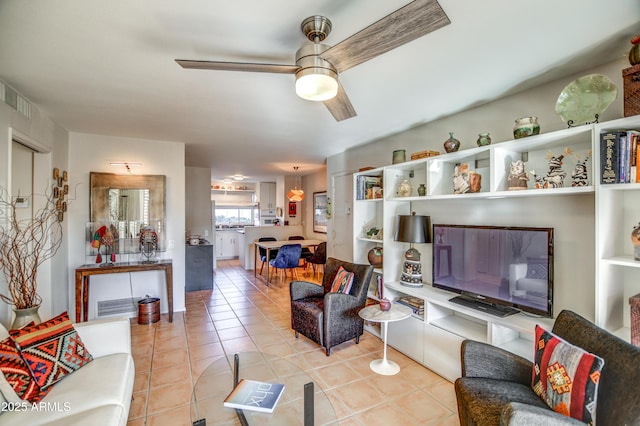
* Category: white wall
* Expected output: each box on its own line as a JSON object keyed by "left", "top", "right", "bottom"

{"left": 0, "top": 97, "right": 69, "bottom": 326}
{"left": 327, "top": 58, "right": 629, "bottom": 321}
{"left": 186, "top": 166, "right": 213, "bottom": 240}
{"left": 68, "top": 133, "right": 186, "bottom": 320}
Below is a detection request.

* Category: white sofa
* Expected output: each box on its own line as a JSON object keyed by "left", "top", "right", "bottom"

{"left": 0, "top": 316, "right": 135, "bottom": 425}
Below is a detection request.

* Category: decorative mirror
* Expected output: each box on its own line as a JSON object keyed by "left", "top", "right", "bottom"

{"left": 88, "top": 172, "right": 166, "bottom": 258}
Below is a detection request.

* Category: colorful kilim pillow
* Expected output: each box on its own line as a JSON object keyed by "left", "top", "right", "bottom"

{"left": 532, "top": 325, "right": 604, "bottom": 424}
{"left": 0, "top": 336, "right": 50, "bottom": 403}
{"left": 330, "top": 266, "right": 354, "bottom": 294}
{"left": 10, "top": 312, "right": 93, "bottom": 389}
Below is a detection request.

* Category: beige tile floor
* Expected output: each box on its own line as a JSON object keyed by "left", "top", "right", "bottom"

{"left": 127, "top": 259, "right": 459, "bottom": 425}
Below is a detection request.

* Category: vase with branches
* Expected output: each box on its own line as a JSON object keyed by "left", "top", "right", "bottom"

{"left": 0, "top": 186, "right": 64, "bottom": 314}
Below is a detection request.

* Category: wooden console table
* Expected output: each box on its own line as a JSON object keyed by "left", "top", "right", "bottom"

{"left": 75, "top": 259, "right": 173, "bottom": 323}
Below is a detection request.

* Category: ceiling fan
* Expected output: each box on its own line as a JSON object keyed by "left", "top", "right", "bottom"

{"left": 175, "top": 0, "right": 450, "bottom": 122}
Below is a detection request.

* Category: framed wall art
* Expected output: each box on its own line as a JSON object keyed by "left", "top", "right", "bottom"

{"left": 313, "top": 191, "right": 328, "bottom": 234}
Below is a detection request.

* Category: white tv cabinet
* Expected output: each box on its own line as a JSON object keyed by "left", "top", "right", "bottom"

{"left": 353, "top": 115, "right": 640, "bottom": 381}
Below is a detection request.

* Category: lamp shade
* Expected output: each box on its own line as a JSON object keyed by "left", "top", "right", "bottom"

{"left": 287, "top": 189, "right": 305, "bottom": 202}
{"left": 394, "top": 214, "right": 432, "bottom": 243}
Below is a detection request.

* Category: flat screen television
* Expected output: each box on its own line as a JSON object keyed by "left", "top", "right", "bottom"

{"left": 432, "top": 224, "right": 554, "bottom": 318}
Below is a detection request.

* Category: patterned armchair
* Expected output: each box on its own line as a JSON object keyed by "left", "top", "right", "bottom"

{"left": 289, "top": 258, "right": 373, "bottom": 356}
{"left": 455, "top": 310, "right": 640, "bottom": 425}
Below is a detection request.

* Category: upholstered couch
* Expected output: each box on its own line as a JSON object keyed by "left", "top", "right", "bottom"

{"left": 0, "top": 316, "right": 135, "bottom": 425}
{"left": 455, "top": 310, "right": 640, "bottom": 425}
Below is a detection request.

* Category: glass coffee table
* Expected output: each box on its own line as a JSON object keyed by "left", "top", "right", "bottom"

{"left": 190, "top": 351, "right": 337, "bottom": 425}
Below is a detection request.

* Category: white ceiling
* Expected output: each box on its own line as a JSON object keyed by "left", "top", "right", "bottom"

{"left": 0, "top": 1, "right": 638, "bottom": 182}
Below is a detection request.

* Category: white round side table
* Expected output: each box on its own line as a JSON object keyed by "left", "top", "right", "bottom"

{"left": 358, "top": 303, "right": 413, "bottom": 375}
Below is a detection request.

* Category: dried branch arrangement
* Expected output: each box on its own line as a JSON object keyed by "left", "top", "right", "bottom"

{"left": 0, "top": 186, "right": 63, "bottom": 309}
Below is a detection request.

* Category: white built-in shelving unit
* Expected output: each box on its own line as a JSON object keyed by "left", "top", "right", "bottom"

{"left": 595, "top": 116, "right": 640, "bottom": 342}
{"left": 354, "top": 115, "right": 640, "bottom": 381}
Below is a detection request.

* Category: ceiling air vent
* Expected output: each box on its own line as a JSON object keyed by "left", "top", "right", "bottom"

{"left": 0, "top": 80, "right": 31, "bottom": 119}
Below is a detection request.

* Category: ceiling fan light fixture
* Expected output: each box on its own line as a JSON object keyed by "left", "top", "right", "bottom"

{"left": 295, "top": 68, "right": 338, "bottom": 101}
{"left": 295, "top": 43, "right": 338, "bottom": 101}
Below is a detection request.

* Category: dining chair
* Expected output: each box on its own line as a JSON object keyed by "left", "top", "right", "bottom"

{"left": 257, "top": 237, "right": 278, "bottom": 275}
{"left": 288, "top": 235, "right": 313, "bottom": 267}
{"left": 306, "top": 241, "right": 327, "bottom": 273}
{"left": 269, "top": 244, "right": 302, "bottom": 281}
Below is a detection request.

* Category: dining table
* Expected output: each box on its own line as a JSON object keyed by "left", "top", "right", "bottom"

{"left": 253, "top": 239, "right": 324, "bottom": 285}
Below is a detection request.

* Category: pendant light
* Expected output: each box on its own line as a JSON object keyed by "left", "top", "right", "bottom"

{"left": 287, "top": 167, "right": 305, "bottom": 202}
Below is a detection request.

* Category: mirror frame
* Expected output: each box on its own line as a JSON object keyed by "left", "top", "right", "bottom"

{"left": 90, "top": 172, "right": 166, "bottom": 223}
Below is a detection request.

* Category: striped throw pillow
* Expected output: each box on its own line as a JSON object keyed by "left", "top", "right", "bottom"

{"left": 330, "top": 266, "right": 354, "bottom": 294}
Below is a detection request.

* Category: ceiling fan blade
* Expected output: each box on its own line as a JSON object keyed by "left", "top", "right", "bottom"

{"left": 175, "top": 60, "right": 299, "bottom": 74}
{"left": 320, "top": 0, "right": 450, "bottom": 73}
{"left": 323, "top": 82, "right": 357, "bottom": 122}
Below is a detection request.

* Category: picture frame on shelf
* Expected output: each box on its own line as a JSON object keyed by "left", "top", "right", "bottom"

{"left": 313, "top": 191, "right": 328, "bottom": 234}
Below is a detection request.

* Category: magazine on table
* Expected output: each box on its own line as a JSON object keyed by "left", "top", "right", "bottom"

{"left": 223, "top": 379, "right": 285, "bottom": 414}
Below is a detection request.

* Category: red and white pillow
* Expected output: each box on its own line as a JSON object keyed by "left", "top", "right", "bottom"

{"left": 532, "top": 325, "right": 604, "bottom": 424}
{"left": 0, "top": 312, "right": 93, "bottom": 405}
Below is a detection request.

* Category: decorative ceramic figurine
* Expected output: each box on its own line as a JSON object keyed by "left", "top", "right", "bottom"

{"left": 453, "top": 164, "right": 471, "bottom": 194}
{"left": 443, "top": 132, "right": 460, "bottom": 153}
{"left": 571, "top": 150, "right": 591, "bottom": 187}
{"left": 453, "top": 163, "right": 481, "bottom": 194}
{"left": 632, "top": 223, "right": 640, "bottom": 260}
{"left": 417, "top": 183, "right": 426, "bottom": 196}
{"left": 513, "top": 117, "right": 541, "bottom": 139}
{"left": 530, "top": 147, "right": 571, "bottom": 189}
{"left": 543, "top": 147, "right": 572, "bottom": 188}
{"left": 507, "top": 160, "right": 529, "bottom": 190}
{"left": 477, "top": 132, "right": 492, "bottom": 147}
{"left": 397, "top": 179, "right": 412, "bottom": 197}
{"left": 529, "top": 170, "right": 545, "bottom": 189}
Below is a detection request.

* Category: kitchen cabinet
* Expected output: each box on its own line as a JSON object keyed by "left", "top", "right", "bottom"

{"left": 216, "top": 230, "right": 239, "bottom": 259}
{"left": 259, "top": 182, "right": 277, "bottom": 209}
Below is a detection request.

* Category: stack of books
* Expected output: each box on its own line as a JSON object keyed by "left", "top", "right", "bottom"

{"left": 600, "top": 129, "right": 640, "bottom": 184}
{"left": 356, "top": 175, "right": 382, "bottom": 200}
{"left": 396, "top": 296, "right": 424, "bottom": 316}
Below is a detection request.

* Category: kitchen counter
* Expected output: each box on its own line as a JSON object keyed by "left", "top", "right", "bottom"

{"left": 241, "top": 225, "right": 310, "bottom": 270}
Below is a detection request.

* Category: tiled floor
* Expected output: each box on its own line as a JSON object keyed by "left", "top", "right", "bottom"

{"left": 127, "top": 259, "right": 459, "bottom": 425}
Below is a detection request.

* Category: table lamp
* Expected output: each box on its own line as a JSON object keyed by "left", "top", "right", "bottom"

{"left": 394, "top": 212, "right": 432, "bottom": 287}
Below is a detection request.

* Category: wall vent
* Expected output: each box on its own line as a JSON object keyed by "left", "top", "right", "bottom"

{"left": 0, "top": 80, "right": 32, "bottom": 119}
{"left": 97, "top": 297, "right": 141, "bottom": 317}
